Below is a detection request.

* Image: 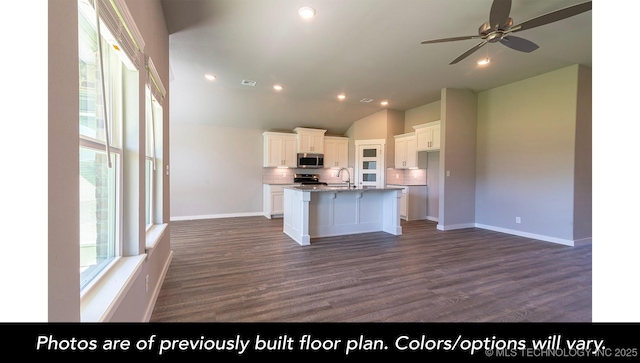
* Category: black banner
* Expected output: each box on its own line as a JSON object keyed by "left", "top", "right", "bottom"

{"left": 3, "top": 322, "right": 639, "bottom": 360}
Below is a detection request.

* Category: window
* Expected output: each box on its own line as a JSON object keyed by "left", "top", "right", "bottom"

{"left": 78, "top": 0, "right": 141, "bottom": 290}
{"left": 144, "top": 56, "right": 165, "bottom": 234}
{"left": 145, "top": 87, "right": 162, "bottom": 229}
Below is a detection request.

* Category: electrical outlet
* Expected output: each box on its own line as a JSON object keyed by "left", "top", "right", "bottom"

{"left": 516, "top": 217, "right": 521, "bottom": 224}
{"left": 446, "top": 170, "right": 450, "bottom": 177}
{"left": 145, "top": 274, "right": 149, "bottom": 292}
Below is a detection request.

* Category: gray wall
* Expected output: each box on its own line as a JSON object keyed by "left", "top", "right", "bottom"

{"left": 49, "top": 0, "right": 81, "bottom": 321}
{"left": 439, "top": 88, "right": 478, "bottom": 229}
{"left": 574, "top": 65, "right": 592, "bottom": 242}
{"left": 170, "top": 123, "right": 264, "bottom": 218}
{"left": 48, "top": 0, "right": 171, "bottom": 321}
{"left": 475, "top": 65, "right": 582, "bottom": 242}
{"left": 404, "top": 101, "right": 441, "bottom": 133}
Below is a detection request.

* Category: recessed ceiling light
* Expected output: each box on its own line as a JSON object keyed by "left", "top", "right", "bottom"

{"left": 477, "top": 58, "right": 490, "bottom": 66}
{"left": 205, "top": 74, "right": 216, "bottom": 80}
{"left": 381, "top": 101, "right": 389, "bottom": 106}
{"left": 337, "top": 94, "right": 346, "bottom": 100}
{"left": 273, "top": 84, "right": 283, "bottom": 91}
{"left": 298, "top": 7, "right": 316, "bottom": 19}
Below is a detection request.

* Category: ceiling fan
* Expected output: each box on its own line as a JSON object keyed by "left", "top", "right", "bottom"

{"left": 421, "top": 0, "right": 592, "bottom": 64}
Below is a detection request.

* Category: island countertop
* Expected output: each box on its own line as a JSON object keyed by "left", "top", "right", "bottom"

{"left": 285, "top": 185, "right": 404, "bottom": 192}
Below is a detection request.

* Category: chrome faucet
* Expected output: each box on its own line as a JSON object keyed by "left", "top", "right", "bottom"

{"left": 337, "top": 167, "right": 351, "bottom": 189}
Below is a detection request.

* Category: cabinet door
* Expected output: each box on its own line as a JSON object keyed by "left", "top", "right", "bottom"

{"left": 335, "top": 139, "right": 348, "bottom": 167}
{"left": 429, "top": 125, "right": 441, "bottom": 150}
{"left": 324, "top": 137, "right": 348, "bottom": 168}
{"left": 324, "top": 138, "right": 337, "bottom": 167}
{"left": 282, "top": 136, "right": 297, "bottom": 167}
{"left": 413, "top": 121, "right": 440, "bottom": 151}
{"left": 272, "top": 192, "right": 284, "bottom": 214}
{"left": 298, "top": 133, "right": 313, "bottom": 153}
{"left": 395, "top": 135, "right": 416, "bottom": 168}
{"left": 406, "top": 136, "right": 417, "bottom": 168}
{"left": 298, "top": 132, "right": 324, "bottom": 153}
{"left": 415, "top": 128, "right": 429, "bottom": 151}
{"left": 395, "top": 138, "right": 407, "bottom": 168}
{"left": 265, "top": 136, "right": 283, "bottom": 167}
{"left": 311, "top": 134, "right": 324, "bottom": 153}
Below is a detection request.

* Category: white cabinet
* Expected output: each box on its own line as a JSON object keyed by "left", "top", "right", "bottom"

{"left": 413, "top": 120, "right": 441, "bottom": 152}
{"left": 294, "top": 127, "right": 326, "bottom": 153}
{"left": 394, "top": 133, "right": 417, "bottom": 169}
{"left": 263, "top": 132, "right": 297, "bottom": 167}
{"left": 388, "top": 184, "right": 427, "bottom": 221}
{"left": 399, "top": 187, "right": 408, "bottom": 219}
{"left": 263, "top": 184, "right": 295, "bottom": 218}
{"left": 324, "top": 136, "right": 349, "bottom": 168}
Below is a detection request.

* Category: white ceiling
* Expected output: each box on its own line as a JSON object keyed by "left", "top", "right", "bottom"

{"left": 160, "top": 0, "right": 592, "bottom": 136}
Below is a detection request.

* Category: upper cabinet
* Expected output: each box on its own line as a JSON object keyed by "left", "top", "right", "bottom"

{"left": 263, "top": 132, "right": 297, "bottom": 167}
{"left": 394, "top": 133, "right": 417, "bottom": 169}
{"left": 413, "top": 120, "right": 441, "bottom": 152}
{"left": 294, "top": 127, "right": 326, "bottom": 154}
{"left": 324, "top": 136, "right": 349, "bottom": 168}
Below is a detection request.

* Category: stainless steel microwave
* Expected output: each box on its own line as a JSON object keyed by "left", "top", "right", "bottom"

{"left": 297, "top": 153, "right": 324, "bottom": 168}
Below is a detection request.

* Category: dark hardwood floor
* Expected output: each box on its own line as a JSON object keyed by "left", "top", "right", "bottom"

{"left": 149, "top": 217, "right": 591, "bottom": 322}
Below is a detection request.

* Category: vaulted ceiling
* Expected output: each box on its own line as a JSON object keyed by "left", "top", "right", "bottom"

{"left": 160, "top": 0, "right": 592, "bottom": 135}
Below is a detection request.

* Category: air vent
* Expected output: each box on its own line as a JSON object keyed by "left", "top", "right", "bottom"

{"left": 241, "top": 80, "right": 257, "bottom": 86}
{"left": 360, "top": 98, "right": 374, "bottom": 103}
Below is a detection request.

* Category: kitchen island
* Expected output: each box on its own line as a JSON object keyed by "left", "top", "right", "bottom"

{"left": 283, "top": 185, "right": 403, "bottom": 246}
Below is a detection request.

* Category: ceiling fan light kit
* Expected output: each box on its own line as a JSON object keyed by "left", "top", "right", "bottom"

{"left": 421, "top": 0, "right": 592, "bottom": 65}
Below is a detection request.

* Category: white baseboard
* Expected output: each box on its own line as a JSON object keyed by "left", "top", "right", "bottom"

{"left": 143, "top": 250, "right": 174, "bottom": 322}
{"left": 170, "top": 212, "right": 265, "bottom": 221}
{"left": 434, "top": 222, "right": 579, "bottom": 246}
{"left": 573, "top": 237, "right": 592, "bottom": 246}
{"left": 426, "top": 216, "right": 439, "bottom": 222}
{"left": 475, "top": 223, "right": 574, "bottom": 246}
{"left": 437, "top": 222, "right": 475, "bottom": 231}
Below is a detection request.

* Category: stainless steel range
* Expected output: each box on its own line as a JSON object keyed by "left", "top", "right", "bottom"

{"left": 293, "top": 173, "right": 327, "bottom": 186}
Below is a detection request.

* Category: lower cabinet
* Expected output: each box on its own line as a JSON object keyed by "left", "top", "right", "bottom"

{"left": 264, "top": 184, "right": 295, "bottom": 219}
{"left": 399, "top": 187, "right": 408, "bottom": 219}
{"left": 388, "top": 184, "right": 427, "bottom": 221}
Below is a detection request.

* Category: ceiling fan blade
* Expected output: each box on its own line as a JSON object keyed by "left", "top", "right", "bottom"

{"left": 450, "top": 41, "right": 488, "bottom": 65}
{"left": 421, "top": 35, "right": 481, "bottom": 44}
{"left": 489, "top": 0, "right": 512, "bottom": 29}
{"left": 511, "top": 1, "right": 592, "bottom": 32}
{"left": 499, "top": 36, "right": 539, "bottom": 53}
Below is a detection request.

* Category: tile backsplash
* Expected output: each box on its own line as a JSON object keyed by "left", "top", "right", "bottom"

{"left": 263, "top": 168, "right": 354, "bottom": 184}
{"left": 263, "top": 167, "right": 426, "bottom": 185}
{"left": 386, "top": 168, "right": 427, "bottom": 185}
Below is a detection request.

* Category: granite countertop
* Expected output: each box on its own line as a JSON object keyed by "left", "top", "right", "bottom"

{"left": 285, "top": 185, "right": 404, "bottom": 192}
{"left": 387, "top": 183, "right": 428, "bottom": 186}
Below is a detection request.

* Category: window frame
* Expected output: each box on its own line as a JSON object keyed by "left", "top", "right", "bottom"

{"left": 78, "top": 0, "right": 139, "bottom": 293}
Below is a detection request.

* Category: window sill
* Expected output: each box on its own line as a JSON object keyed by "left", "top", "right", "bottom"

{"left": 80, "top": 255, "right": 146, "bottom": 322}
{"left": 146, "top": 223, "right": 168, "bottom": 256}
